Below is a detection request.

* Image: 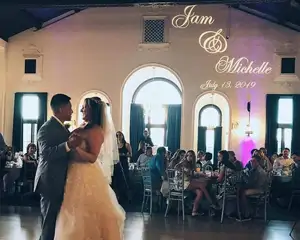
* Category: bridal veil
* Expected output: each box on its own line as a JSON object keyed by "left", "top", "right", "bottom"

{"left": 97, "top": 101, "right": 119, "bottom": 184}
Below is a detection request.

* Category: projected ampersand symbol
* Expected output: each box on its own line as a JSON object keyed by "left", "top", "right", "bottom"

{"left": 198, "top": 29, "right": 228, "bottom": 54}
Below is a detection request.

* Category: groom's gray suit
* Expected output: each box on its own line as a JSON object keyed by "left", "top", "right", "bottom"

{"left": 34, "top": 116, "right": 70, "bottom": 240}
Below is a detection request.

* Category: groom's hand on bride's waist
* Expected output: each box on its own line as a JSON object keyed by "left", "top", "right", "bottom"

{"left": 67, "top": 134, "right": 82, "bottom": 149}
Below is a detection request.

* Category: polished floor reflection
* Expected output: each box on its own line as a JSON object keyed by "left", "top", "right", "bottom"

{"left": 0, "top": 206, "right": 299, "bottom": 240}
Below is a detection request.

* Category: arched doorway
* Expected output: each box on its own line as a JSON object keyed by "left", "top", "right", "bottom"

{"left": 194, "top": 92, "right": 231, "bottom": 163}
{"left": 122, "top": 64, "right": 182, "bottom": 154}
{"left": 77, "top": 90, "right": 111, "bottom": 127}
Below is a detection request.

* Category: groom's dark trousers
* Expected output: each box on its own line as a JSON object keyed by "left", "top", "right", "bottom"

{"left": 34, "top": 117, "right": 70, "bottom": 240}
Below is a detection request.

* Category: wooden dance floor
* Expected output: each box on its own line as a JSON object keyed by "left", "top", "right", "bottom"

{"left": 0, "top": 206, "right": 299, "bottom": 240}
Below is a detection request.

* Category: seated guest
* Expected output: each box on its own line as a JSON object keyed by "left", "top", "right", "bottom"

{"left": 257, "top": 149, "right": 272, "bottom": 172}
{"left": 175, "top": 150, "right": 218, "bottom": 216}
{"left": 132, "top": 141, "right": 145, "bottom": 163}
{"left": 137, "top": 146, "right": 153, "bottom": 168}
{"left": 23, "top": 143, "right": 37, "bottom": 165}
{"left": 1, "top": 146, "right": 13, "bottom": 175}
{"left": 239, "top": 155, "right": 268, "bottom": 220}
{"left": 291, "top": 152, "right": 300, "bottom": 188}
{"left": 166, "top": 151, "right": 172, "bottom": 162}
{"left": 198, "top": 152, "right": 213, "bottom": 170}
{"left": 270, "top": 153, "right": 278, "bottom": 165}
{"left": 4, "top": 146, "right": 14, "bottom": 162}
{"left": 245, "top": 149, "right": 259, "bottom": 170}
{"left": 273, "top": 148, "right": 294, "bottom": 176}
{"left": 217, "top": 150, "right": 238, "bottom": 183}
{"left": 196, "top": 151, "right": 205, "bottom": 163}
{"left": 140, "top": 129, "right": 154, "bottom": 147}
{"left": 21, "top": 143, "right": 38, "bottom": 182}
{"left": 228, "top": 151, "right": 243, "bottom": 171}
{"left": 168, "top": 149, "right": 186, "bottom": 169}
{"left": 149, "top": 147, "right": 166, "bottom": 191}
{"left": 259, "top": 147, "right": 268, "bottom": 157}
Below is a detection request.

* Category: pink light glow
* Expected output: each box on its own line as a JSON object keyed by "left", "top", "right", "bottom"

{"left": 240, "top": 136, "right": 256, "bottom": 166}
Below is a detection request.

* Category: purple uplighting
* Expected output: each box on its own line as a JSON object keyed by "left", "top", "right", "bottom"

{"left": 240, "top": 136, "right": 256, "bottom": 166}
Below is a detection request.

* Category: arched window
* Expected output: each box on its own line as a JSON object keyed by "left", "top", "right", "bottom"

{"left": 132, "top": 78, "right": 182, "bottom": 147}
{"left": 133, "top": 78, "right": 182, "bottom": 105}
{"left": 194, "top": 93, "right": 230, "bottom": 153}
{"left": 199, "top": 104, "right": 221, "bottom": 128}
{"left": 198, "top": 104, "right": 222, "bottom": 162}
{"left": 77, "top": 91, "right": 111, "bottom": 127}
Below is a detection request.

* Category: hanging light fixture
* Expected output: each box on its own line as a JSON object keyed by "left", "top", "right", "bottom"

{"left": 245, "top": 101, "right": 253, "bottom": 136}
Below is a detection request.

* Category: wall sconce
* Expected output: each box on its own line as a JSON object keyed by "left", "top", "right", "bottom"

{"left": 231, "top": 121, "right": 239, "bottom": 130}
{"left": 245, "top": 101, "right": 253, "bottom": 136}
{"left": 245, "top": 124, "right": 253, "bottom": 136}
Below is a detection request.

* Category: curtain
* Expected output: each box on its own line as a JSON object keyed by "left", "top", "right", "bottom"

{"left": 12, "top": 93, "right": 23, "bottom": 152}
{"left": 292, "top": 95, "right": 300, "bottom": 153}
{"left": 37, "top": 93, "right": 48, "bottom": 157}
{"left": 166, "top": 104, "right": 182, "bottom": 153}
{"left": 37, "top": 93, "right": 48, "bottom": 131}
{"left": 130, "top": 103, "right": 145, "bottom": 156}
{"left": 12, "top": 92, "right": 48, "bottom": 153}
{"left": 265, "top": 95, "right": 280, "bottom": 155}
{"left": 197, "top": 126, "right": 207, "bottom": 152}
{"left": 214, "top": 126, "right": 222, "bottom": 166}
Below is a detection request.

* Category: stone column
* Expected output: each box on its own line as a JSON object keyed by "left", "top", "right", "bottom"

{"left": 0, "top": 39, "right": 7, "bottom": 135}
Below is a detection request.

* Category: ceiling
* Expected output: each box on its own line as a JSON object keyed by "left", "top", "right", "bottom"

{"left": 0, "top": 0, "right": 300, "bottom": 41}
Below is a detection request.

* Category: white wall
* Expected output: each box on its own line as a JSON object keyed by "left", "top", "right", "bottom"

{"left": 2, "top": 5, "right": 300, "bottom": 159}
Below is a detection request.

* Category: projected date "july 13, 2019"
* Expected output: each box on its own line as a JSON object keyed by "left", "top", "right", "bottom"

{"left": 200, "top": 80, "right": 256, "bottom": 91}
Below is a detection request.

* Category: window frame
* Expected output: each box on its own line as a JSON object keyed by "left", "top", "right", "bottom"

{"left": 276, "top": 96, "right": 293, "bottom": 152}
{"left": 199, "top": 104, "right": 222, "bottom": 127}
{"left": 132, "top": 78, "right": 181, "bottom": 147}
{"left": 22, "top": 122, "right": 38, "bottom": 153}
{"left": 145, "top": 106, "right": 167, "bottom": 146}
{"left": 198, "top": 104, "right": 222, "bottom": 159}
{"left": 132, "top": 77, "right": 182, "bottom": 103}
{"left": 21, "top": 93, "right": 40, "bottom": 153}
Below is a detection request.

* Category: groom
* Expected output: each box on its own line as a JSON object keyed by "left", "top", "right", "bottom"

{"left": 34, "top": 94, "right": 82, "bottom": 240}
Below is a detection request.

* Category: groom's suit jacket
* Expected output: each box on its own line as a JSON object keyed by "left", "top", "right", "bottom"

{"left": 34, "top": 117, "right": 70, "bottom": 199}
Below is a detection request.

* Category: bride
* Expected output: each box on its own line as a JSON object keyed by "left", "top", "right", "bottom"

{"left": 55, "top": 97, "right": 126, "bottom": 240}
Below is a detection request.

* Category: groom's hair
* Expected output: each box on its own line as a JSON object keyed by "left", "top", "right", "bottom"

{"left": 50, "top": 94, "right": 71, "bottom": 112}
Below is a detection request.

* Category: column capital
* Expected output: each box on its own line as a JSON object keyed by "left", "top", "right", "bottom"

{"left": 0, "top": 38, "right": 7, "bottom": 51}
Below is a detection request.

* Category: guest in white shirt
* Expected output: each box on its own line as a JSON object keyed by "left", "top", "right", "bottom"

{"left": 137, "top": 146, "right": 153, "bottom": 168}
{"left": 273, "top": 148, "right": 294, "bottom": 176}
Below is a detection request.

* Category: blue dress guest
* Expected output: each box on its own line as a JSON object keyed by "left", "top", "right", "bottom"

{"left": 149, "top": 147, "right": 166, "bottom": 191}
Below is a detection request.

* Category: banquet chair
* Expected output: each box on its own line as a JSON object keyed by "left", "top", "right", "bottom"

{"left": 164, "top": 168, "right": 186, "bottom": 221}
{"left": 247, "top": 171, "right": 273, "bottom": 222}
{"left": 141, "top": 167, "right": 154, "bottom": 215}
{"left": 220, "top": 168, "right": 241, "bottom": 223}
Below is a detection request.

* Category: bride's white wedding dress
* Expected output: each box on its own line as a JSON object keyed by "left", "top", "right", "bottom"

{"left": 54, "top": 139, "right": 126, "bottom": 240}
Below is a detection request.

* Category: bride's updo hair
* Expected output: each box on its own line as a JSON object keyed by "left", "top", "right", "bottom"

{"left": 84, "top": 97, "right": 106, "bottom": 128}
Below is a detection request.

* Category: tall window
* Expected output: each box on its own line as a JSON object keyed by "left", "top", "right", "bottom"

{"left": 134, "top": 79, "right": 181, "bottom": 146}
{"left": 199, "top": 105, "right": 222, "bottom": 159}
{"left": 277, "top": 98, "right": 293, "bottom": 153}
{"left": 21, "top": 95, "right": 39, "bottom": 153}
